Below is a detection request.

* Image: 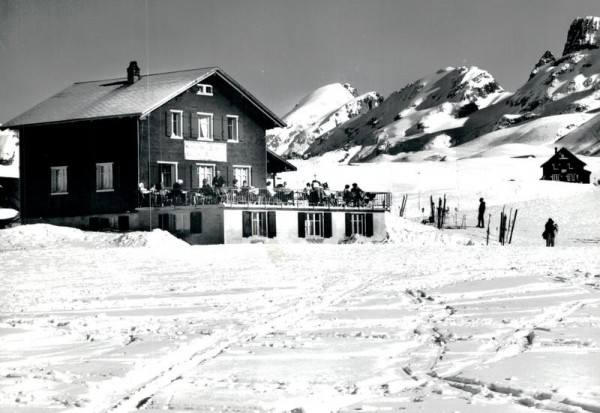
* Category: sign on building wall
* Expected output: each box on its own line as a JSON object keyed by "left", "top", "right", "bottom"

{"left": 184, "top": 141, "right": 227, "bottom": 162}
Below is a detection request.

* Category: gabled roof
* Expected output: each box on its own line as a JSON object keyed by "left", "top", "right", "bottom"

{"left": 540, "top": 147, "right": 587, "bottom": 167}
{"left": 4, "top": 67, "right": 285, "bottom": 128}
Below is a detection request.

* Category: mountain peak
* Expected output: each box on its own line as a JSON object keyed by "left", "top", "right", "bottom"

{"left": 562, "top": 16, "right": 600, "bottom": 56}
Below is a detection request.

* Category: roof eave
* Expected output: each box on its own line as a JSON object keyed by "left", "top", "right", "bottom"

{"left": 2, "top": 113, "right": 142, "bottom": 129}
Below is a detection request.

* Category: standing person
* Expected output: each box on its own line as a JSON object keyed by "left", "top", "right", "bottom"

{"left": 477, "top": 198, "right": 486, "bottom": 228}
{"left": 543, "top": 218, "right": 558, "bottom": 247}
{"left": 350, "top": 183, "right": 364, "bottom": 205}
{"left": 212, "top": 170, "right": 226, "bottom": 193}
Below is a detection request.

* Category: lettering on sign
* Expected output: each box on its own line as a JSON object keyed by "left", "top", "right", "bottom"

{"left": 184, "top": 141, "right": 227, "bottom": 162}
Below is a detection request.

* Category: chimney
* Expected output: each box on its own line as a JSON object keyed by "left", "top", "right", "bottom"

{"left": 555, "top": 147, "right": 558, "bottom": 154}
{"left": 126, "top": 61, "right": 141, "bottom": 84}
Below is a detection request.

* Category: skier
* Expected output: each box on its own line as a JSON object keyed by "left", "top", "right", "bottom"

{"left": 543, "top": 218, "right": 558, "bottom": 247}
{"left": 477, "top": 198, "right": 486, "bottom": 228}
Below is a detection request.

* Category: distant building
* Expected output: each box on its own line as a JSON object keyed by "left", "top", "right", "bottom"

{"left": 2, "top": 62, "right": 392, "bottom": 244}
{"left": 540, "top": 147, "right": 591, "bottom": 184}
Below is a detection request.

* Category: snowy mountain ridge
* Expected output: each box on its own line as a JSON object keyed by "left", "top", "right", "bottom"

{"left": 268, "top": 16, "right": 600, "bottom": 162}
{"left": 267, "top": 83, "right": 383, "bottom": 158}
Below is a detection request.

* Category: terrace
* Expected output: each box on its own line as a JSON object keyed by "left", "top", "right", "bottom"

{"left": 137, "top": 187, "right": 393, "bottom": 211}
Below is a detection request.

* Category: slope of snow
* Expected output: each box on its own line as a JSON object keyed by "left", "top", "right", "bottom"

{"left": 2, "top": 155, "right": 600, "bottom": 412}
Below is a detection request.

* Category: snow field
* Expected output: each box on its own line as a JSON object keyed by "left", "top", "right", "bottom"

{"left": 1, "top": 156, "right": 600, "bottom": 412}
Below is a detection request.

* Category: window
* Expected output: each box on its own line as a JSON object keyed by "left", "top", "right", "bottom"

{"left": 251, "top": 212, "right": 267, "bottom": 237}
{"left": 158, "top": 162, "right": 178, "bottom": 188}
{"left": 198, "top": 113, "right": 213, "bottom": 140}
{"left": 170, "top": 110, "right": 183, "bottom": 138}
{"left": 298, "top": 212, "right": 332, "bottom": 238}
{"left": 350, "top": 213, "right": 366, "bottom": 235}
{"left": 226, "top": 115, "right": 238, "bottom": 141}
{"left": 305, "top": 213, "right": 323, "bottom": 237}
{"left": 96, "top": 162, "right": 114, "bottom": 192}
{"left": 552, "top": 163, "right": 558, "bottom": 170}
{"left": 51, "top": 166, "right": 68, "bottom": 195}
{"left": 551, "top": 174, "right": 560, "bottom": 181}
{"left": 233, "top": 166, "right": 251, "bottom": 187}
{"left": 196, "top": 84, "right": 213, "bottom": 96}
{"left": 197, "top": 164, "right": 215, "bottom": 186}
{"left": 242, "top": 211, "right": 276, "bottom": 238}
{"left": 346, "top": 213, "right": 374, "bottom": 237}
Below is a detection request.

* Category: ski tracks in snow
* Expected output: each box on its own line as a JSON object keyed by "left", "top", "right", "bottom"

{"left": 99, "top": 259, "right": 391, "bottom": 413}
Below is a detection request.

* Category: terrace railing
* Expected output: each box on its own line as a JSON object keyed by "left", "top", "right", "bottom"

{"left": 139, "top": 187, "right": 392, "bottom": 211}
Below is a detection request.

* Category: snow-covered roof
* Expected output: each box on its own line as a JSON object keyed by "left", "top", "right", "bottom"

{"left": 4, "top": 67, "right": 285, "bottom": 128}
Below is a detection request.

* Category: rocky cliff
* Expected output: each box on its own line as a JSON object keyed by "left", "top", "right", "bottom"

{"left": 562, "top": 16, "right": 600, "bottom": 56}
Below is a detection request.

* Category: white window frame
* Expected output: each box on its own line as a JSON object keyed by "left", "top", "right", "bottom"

{"left": 197, "top": 112, "right": 213, "bottom": 141}
{"left": 233, "top": 165, "right": 252, "bottom": 187}
{"left": 196, "top": 163, "right": 216, "bottom": 187}
{"left": 350, "top": 213, "right": 366, "bottom": 236}
{"left": 196, "top": 84, "right": 213, "bottom": 96}
{"left": 305, "top": 212, "right": 324, "bottom": 238}
{"left": 170, "top": 110, "right": 183, "bottom": 139}
{"left": 226, "top": 115, "right": 239, "bottom": 142}
{"left": 96, "top": 162, "right": 114, "bottom": 192}
{"left": 50, "top": 166, "right": 68, "bottom": 195}
{"left": 251, "top": 211, "right": 267, "bottom": 237}
{"left": 157, "top": 161, "right": 178, "bottom": 188}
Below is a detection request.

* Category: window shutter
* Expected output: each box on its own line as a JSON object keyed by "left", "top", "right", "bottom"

{"left": 165, "top": 111, "right": 172, "bottom": 137}
{"left": 190, "top": 212, "right": 202, "bottom": 234}
{"left": 191, "top": 165, "right": 199, "bottom": 188}
{"left": 159, "top": 213, "right": 170, "bottom": 230}
{"left": 191, "top": 112, "right": 198, "bottom": 138}
{"left": 183, "top": 111, "right": 191, "bottom": 138}
{"left": 267, "top": 211, "right": 276, "bottom": 238}
{"left": 345, "top": 213, "right": 352, "bottom": 237}
{"left": 324, "top": 212, "right": 332, "bottom": 238}
{"left": 297, "top": 212, "right": 306, "bottom": 238}
{"left": 242, "top": 211, "right": 252, "bottom": 238}
{"left": 213, "top": 116, "right": 222, "bottom": 140}
{"left": 238, "top": 119, "right": 243, "bottom": 142}
{"left": 365, "top": 213, "right": 374, "bottom": 237}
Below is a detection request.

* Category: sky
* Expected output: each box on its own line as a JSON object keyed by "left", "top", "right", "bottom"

{"left": 1, "top": 0, "right": 600, "bottom": 124}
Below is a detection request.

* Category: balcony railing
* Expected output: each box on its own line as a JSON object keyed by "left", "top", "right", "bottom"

{"left": 139, "top": 187, "right": 392, "bottom": 211}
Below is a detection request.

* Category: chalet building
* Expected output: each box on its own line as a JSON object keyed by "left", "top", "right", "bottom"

{"left": 541, "top": 147, "right": 591, "bottom": 184}
{"left": 3, "top": 62, "right": 392, "bottom": 244}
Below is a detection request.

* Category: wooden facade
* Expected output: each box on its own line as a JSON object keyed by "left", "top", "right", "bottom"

{"left": 541, "top": 147, "right": 591, "bottom": 184}
{"left": 5, "top": 66, "right": 284, "bottom": 222}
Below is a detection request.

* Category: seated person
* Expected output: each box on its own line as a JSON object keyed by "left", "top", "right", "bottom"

{"left": 171, "top": 179, "right": 186, "bottom": 205}
{"left": 201, "top": 179, "right": 215, "bottom": 195}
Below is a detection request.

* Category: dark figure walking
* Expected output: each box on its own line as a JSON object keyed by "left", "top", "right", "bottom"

{"left": 477, "top": 198, "right": 486, "bottom": 228}
{"left": 543, "top": 218, "right": 558, "bottom": 247}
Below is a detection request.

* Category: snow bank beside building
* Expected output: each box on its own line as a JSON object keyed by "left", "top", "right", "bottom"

{"left": 0, "top": 224, "right": 189, "bottom": 251}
